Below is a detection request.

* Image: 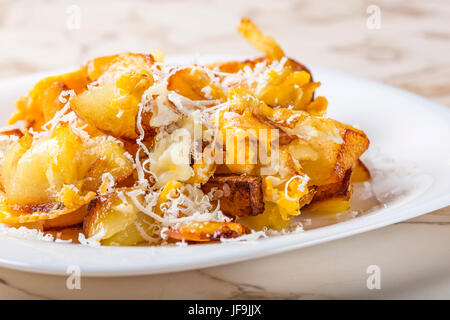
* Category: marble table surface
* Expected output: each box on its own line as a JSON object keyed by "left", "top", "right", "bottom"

{"left": 0, "top": 0, "right": 449, "bottom": 299}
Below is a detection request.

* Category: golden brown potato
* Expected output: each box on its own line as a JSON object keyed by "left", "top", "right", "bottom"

{"left": 9, "top": 69, "right": 88, "bottom": 130}
{"left": 292, "top": 125, "right": 369, "bottom": 186}
{"left": 0, "top": 191, "right": 94, "bottom": 225}
{"left": 0, "top": 125, "right": 133, "bottom": 208}
{"left": 351, "top": 159, "right": 371, "bottom": 183}
{"left": 201, "top": 175, "right": 264, "bottom": 217}
{"left": 1, "top": 128, "right": 83, "bottom": 206}
{"left": 209, "top": 57, "right": 324, "bottom": 114}
{"left": 82, "top": 135, "right": 135, "bottom": 192}
{"left": 311, "top": 169, "right": 352, "bottom": 202}
{"left": 165, "top": 222, "right": 248, "bottom": 242}
{"left": 71, "top": 53, "right": 155, "bottom": 139}
{"left": 84, "top": 53, "right": 154, "bottom": 82}
{"left": 83, "top": 188, "right": 159, "bottom": 246}
{"left": 303, "top": 186, "right": 353, "bottom": 214}
{"left": 42, "top": 205, "right": 87, "bottom": 229}
{"left": 0, "top": 128, "right": 23, "bottom": 138}
{"left": 167, "top": 68, "right": 225, "bottom": 102}
{"left": 209, "top": 56, "right": 311, "bottom": 76}
{"left": 237, "top": 18, "right": 285, "bottom": 61}
{"left": 305, "top": 169, "right": 353, "bottom": 214}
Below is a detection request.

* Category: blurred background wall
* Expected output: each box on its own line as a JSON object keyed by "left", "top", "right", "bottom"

{"left": 0, "top": 0, "right": 449, "bottom": 106}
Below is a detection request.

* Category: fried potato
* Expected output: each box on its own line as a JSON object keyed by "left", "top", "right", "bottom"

{"left": 238, "top": 18, "right": 284, "bottom": 61}
{"left": 9, "top": 69, "right": 88, "bottom": 130}
{"left": 0, "top": 191, "right": 94, "bottom": 225}
{"left": 42, "top": 205, "right": 88, "bottom": 229}
{"left": 0, "top": 128, "right": 23, "bottom": 138}
{"left": 71, "top": 53, "right": 155, "bottom": 139}
{"left": 303, "top": 186, "right": 353, "bottom": 214}
{"left": 165, "top": 222, "right": 248, "bottom": 242}
{"left": 351, "top": 159, "right": 371, "bottom": 183}
{"left": 82, "top": 135, "right": 135, "bottom": 191}
{"left": 305, "top": 169, "right": 353, "bottom": 214}
{"left": 168, "top": 68, "right": 226, "bottom": 102}
{"left": 209, "top": 56, "right": 310, "bottom": 76}
{"left": 311, "top": 169, "right": 352, "bottom": 202}
{"left": 201, "top": 175, "right": 264, "bottom": 217}
{"left": 217, "top": 106, "right": 275, "bottom": 175}
{"left": 210, "top": 57, "right": 323, "bottom": 114}
{"left": 83, "top": 188, "right": 159, "bottom": 246}
{"left": 84, "top": 53, "right": 154, "bottom": 82}
{"left": 291, "top": 125, "right": 369, "bottom": 185}
{"left": 0, "top": 128, "right": 84, "bottom": 206}
{"left": 0, "top": 125, "right": 133, "bottom": 207}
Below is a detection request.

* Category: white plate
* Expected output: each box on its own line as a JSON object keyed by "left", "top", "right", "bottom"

{"left": 0, "top": 56, "right": 449, "bottom": 276}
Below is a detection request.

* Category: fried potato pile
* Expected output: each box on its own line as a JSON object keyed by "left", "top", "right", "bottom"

{"left": 0, "top": 18, "right": 369, "bottom": 246}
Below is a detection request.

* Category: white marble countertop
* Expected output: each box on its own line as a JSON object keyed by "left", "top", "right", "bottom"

{"left": 0, "top": 0, "right": 449, "bottom": 299}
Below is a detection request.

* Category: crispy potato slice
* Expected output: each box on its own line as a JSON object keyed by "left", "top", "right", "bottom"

{"left": 83, "top": 190, "right": 139, "bottom": 240}
{"left": 201, "top": 175, "right": 264, "bottom": 217}
{"left": 0, "top": 191, "right": 94, "bottom": 225}
{"left": 303, "top": 186, "right": 353, "bottom": 214}
{"left": 9, "top": 69, "right": 88, "bottom": 130}
{"left": 165, "top": 222, "right": 248, "bottom": 242}
{"left": 85, "top": 53, "right": 154, "bottom": 82}
{"left": 82, "top": 135, "right": 135, "bottom": 192}
{"left": 351, "top": 159, "right": 371, "bottom": 183}
{"left": 0, "top": 128, "right": 85, "bottom": 206}
{"left": 71, "top": 53, "right": 155, "bottom": 139}
{"left": 290, "top": 125, "right": 369, "bottom": 185}
{"left": 238, "top": 18, "right": 284, "bottom": 61}
{"left": 84, "top": 188, "right": 159, "bottom": 246}
{"left": 333, "top": 127, "right": 370, "bottom": 182}
{"left": 225, "top": 92, "right": 363, "bottom": 185}
{"left": 0, "top": 128, "right": 23, "bottom": 138}
{"left": 209, "top": 56, "right": 310, "bottom": 76}
{"left": 210, "top": 57, "right": 323, "bottom": 114}
{"left": 311, "top": 169, "right": 353, "bottom": 203}
{"left": 167, "top": 68, "right": 226, "bottom": 102}
{"left": 42, "top": 205, "right": 88, "bottom": 229}
{"left": 0, "top": 125, "right": 133, "bottom": 207}
{"left": 305, "top": 169, "right": 353, "bottom": 214}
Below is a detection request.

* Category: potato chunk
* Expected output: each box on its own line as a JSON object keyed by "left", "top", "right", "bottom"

{"left": 71, "top": 53, "right": 155, "bottom": 139}
{"left": 165, "top": 222, "right": 248, "bottom": 242}
{"left": 0, "top": 125, "right": 133, "bottom": 208}
{"left": 0, "top": 190, "right": 94, "bottom": 225}
{"left": 168, "top": 68, "right": 225, "bottom": 102}
{"left": 351, "top": 159, "right": 371, "bottom": 183}
{"left": 238, "top": 18, "right": 285, "bottom": 61}
{"left": 201, "top": 175, "right": 264, "bottom": 217}
{"left": 305, "top": 169, "right": 353, "bottom": 214}
{"left": 289, "top": 125, "right": 369, "bottom": 186}
{"left": 83, "top": 188, "right": 159, "bottom": 246}
{"left": 9, "top": 69, "right": 88, "bottom": 130}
